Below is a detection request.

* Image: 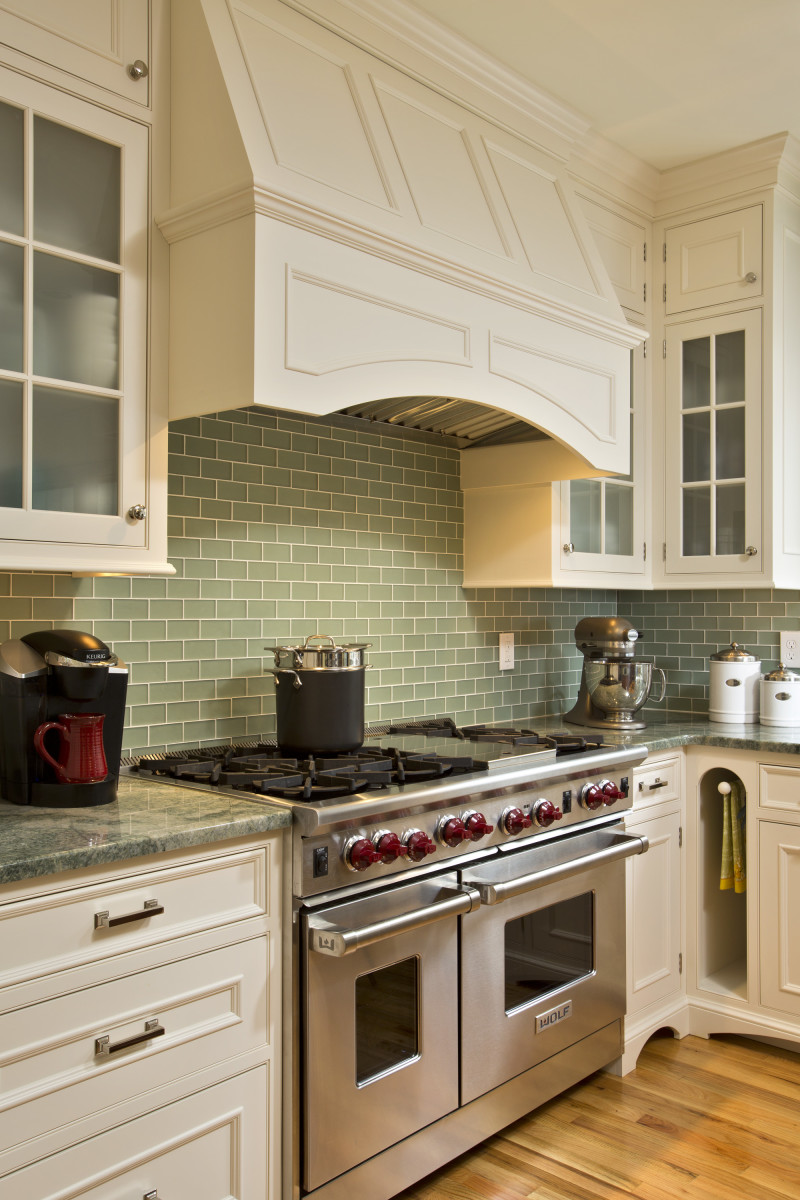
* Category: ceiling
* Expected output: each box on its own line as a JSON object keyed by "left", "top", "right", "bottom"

{"left": 405, "top": 0, "right": 800, "bottom": 171}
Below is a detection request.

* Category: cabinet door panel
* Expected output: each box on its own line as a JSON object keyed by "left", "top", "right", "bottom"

{"left": 759, "top": 822, "right": 800, "bottom": 1017}
{"left": 578, "top": 194, "right": 646, "bottom": 315}
{"left": 665, "top": 206, "right": 762, "bottom": 314}
{"left": 626, "top": 809, "right": 682, "bottom": 1017}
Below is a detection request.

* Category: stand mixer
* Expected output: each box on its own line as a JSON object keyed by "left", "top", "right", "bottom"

{"left": 564, "top": 616, "right": 666, "bottom": 731}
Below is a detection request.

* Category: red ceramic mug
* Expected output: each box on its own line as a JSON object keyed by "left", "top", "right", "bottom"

{"left": 33, "top": 712, "right": 108, "bottom": 784}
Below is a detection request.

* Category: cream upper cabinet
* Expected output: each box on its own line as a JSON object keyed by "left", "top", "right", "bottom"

{"left": 664, "top": 205, "right": 763, "bottom": 315}
{"left": 0, "top": 16, "right": 170, "bottom": 574}
{"left": 0, "top": 0, "right": 150, "bottom": 106}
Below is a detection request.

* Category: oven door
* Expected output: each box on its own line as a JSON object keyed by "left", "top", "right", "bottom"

{"left": 459, "top": 825, "right": 647, "bottom": 1104}
{"left": 303, "top": 876, "right": 478, "bottom": 1192}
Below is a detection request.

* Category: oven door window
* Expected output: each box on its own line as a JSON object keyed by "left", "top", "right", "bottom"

{"left": 356, "top": 956, "right": 419, "bottom": 1085}
{"left": 504, "top": 891, "right": 594, "bottom": 1013}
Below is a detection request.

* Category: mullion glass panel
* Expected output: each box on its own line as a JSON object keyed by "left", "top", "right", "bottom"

{"left": 682, "top": 337, "right": 710, "bottom": 408}
{"left": 569, "top": 479, "right": 602, "bottom": 553}
{"left": 715, "top": 407, "right": 745, "bottom": 479}
{"left": 682, "top": 411, "right": 710, "bottom": 482}
{"left": 715, "top": 330, "right": 746, "bottom": 406}
{"left": 0, "top": 101, "right": 24, "bottom": 237}
{"left": 33, "top": 252, "right": 119, "bottom": 389}
{"left": 32, "top": 385, "right": 118, "bottom": 514}
{"left": 0, "top": 379, "right": 23, "bottom": 508}
{"left": 604, "top": 484, "right": 633, "bottom": 556}
{"left": 33, "top": 117, "right": 120, "bottom": 263}
{"left": 0, "top": 241, "right": 24, "bottom": 372}
{"left": 683, "top": 487, "right": 711, "bottom": 557}
{"left": 716, "top": 484, "right": 745, "bottom": 556}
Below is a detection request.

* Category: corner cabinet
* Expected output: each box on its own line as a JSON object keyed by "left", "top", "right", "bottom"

{"left": 0, "top": 11, "right": 171, "bottom": 575}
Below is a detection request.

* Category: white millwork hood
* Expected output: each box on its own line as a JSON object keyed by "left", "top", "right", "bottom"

{"left": 160, "top": 0, "right": 644, "bottom": 475}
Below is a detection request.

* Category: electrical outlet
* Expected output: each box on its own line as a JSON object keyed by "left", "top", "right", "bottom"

{"left": 499, "top": 632, "right": 515, "bottom": 671}
{"left": 779, "top": 632, "right": 800, "bottom": 667}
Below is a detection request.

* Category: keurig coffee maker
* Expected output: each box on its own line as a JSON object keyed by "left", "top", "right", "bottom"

{"left": 0, "top": 629, "right": 128, "bottom": 806}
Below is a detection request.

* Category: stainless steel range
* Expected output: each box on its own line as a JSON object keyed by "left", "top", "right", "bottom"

{"left": 127, "top": 718, "right": 649, "bottom": 1200}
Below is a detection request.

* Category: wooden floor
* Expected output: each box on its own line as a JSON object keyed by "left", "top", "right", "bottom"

{"left": 396, "top": 1033, "right": 800, "bottom": 1200}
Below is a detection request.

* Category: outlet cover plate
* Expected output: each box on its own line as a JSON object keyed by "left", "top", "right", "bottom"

{"left": 499, "top": 632, "right": 514, "bottom": 670}
{"left": 779, "top": 631, "right": 800, "bottom": 667}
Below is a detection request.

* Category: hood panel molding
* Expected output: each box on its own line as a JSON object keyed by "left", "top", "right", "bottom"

{"left": 163, "top": 0, "right": 644, "bottom": 474}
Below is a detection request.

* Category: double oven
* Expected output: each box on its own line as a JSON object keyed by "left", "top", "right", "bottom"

{"left": 128, "top": 723, "right": 649, "bottom": 1200}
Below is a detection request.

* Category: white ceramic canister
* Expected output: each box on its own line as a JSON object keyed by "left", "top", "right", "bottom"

{"left": 708, "top": 642, "right": 761, "bottom": 723}
{"left": 760, "top": 663, "right": 800, "bottom": 726}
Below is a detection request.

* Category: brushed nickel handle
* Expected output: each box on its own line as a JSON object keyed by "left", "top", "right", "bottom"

{"left": 745, "top": 545, "right": 758, "bottom": 556}
{"left": 744, "top": 271, "right": 758, "bottom": 284}
{"left": 128, "top": 503, "right": 147, "bottom": 521}
{"left": 95, "top": 1017, "right": 164, "bottom": 1058}
{"left": 640, "top": 778, "right": 668, "bottom": 791}
{"left": 94, "top": 898, "right": 164, "bottom": 929}
{"left": 563, "top": 542, "right": 574, "bottom": 554}
{"left": 144, "top": 1192, "right": 161, "bottom": 1200}
{"left": 128, "top": 59, "right": 149, "bottom": 80}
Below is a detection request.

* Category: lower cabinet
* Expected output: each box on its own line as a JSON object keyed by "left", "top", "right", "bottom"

{"left": 759, "top": 821, "right": 800, "bottom": 1018}
{"left": 0, "top": 833, "right": 281, "bottom": 1195}
{"left": 619, "top": 754, "right": 687, "bottom": 1073}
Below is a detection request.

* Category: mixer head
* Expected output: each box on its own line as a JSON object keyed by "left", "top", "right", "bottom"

{"left": 573, "top": 616, "right": 641, "bottom": 661}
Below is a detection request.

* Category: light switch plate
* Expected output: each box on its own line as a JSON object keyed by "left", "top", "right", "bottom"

{"left": 779, "top": 631, "right": 800, "bottom": 666}
{"left": 499, "top": 632, "right": 514, "bottom": 670}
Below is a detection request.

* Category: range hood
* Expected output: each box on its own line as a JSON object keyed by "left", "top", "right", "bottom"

{"left": 160, "top": 0, "right": 643, "bottom": 474}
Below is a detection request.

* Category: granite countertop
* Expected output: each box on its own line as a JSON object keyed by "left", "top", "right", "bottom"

{"left": 562, "top": 714, "right": 800, "bottom": 757}
{"left": 0, "top": 776, "right": 291, "bottom": 888}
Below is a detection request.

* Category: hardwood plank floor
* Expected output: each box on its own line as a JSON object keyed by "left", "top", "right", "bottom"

{"left": 395, "top": 1034, "right": 800, "bottom": 1200}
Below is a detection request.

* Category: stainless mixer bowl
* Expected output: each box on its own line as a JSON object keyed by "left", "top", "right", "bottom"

{"left": 584, "top": 660, "right": 666, "bottom": 722}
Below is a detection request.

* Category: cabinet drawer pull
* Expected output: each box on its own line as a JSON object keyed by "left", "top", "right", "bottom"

{"left": 95, "top": 1017, "right": 165, "bottom": 1058}
{"left": 640, "top": 778, "right": 668, "bottom": 791}
{"left": 144, "top": 1192, "right": 160, "bottom": 1200}
{"left": 94, "top": 898, "right": 164, "bottom": 929}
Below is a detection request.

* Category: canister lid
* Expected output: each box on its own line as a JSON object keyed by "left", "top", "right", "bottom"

{"left": 762, "top": 662, "right": 800, "bottom": 681}
{"left": 710, "top": 642, "right": 759, "bottom": 662}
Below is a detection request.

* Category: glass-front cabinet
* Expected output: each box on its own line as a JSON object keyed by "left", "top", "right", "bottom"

{"left": 664, "top": 309, "right": 761, "bottom": 577}
{"left": 0, "top": 67, "right": 153, "bottom": 567}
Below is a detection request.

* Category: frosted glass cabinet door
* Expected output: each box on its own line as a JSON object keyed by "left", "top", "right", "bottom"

{"left": 0, "top": 66, "right": 148, "bottom": 550}
{"left": 664, "top": 310, "right": 761, "bottom": 577}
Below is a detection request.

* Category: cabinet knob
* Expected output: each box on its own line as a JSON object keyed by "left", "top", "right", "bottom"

{"left": 128, "top": 59, "right": 149, "bottom": 80}
{"left": 128, "top": 503, "right": 147, "bottom": 521}
{"left": 743, "top": 271, "right": 758, "bottom": 284}
{"left": 745, "top": 545, "right": 758, "bottom": 557}
{"left": 563, "top": 542, "right": 574, "bottom": 555}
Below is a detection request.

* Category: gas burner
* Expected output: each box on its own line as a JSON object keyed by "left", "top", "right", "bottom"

{"left": 386, "top": 718, "right": 464, "bottom": 739}
{"left": 459, "top": 726, "right": 605, "bottom": 756}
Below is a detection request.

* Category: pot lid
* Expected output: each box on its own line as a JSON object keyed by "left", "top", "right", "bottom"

{"left": 710, "top": 642, "right": 759, "bottom": 662}
{"left": 763, "top": 662, "right": 800, "bottom": 681}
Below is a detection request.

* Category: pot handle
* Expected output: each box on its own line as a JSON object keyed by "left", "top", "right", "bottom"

{"left": 303, "top": 633, "right": 337, "bottom": 648}
{"left": 651, "top": 666, "right": 667, "bottom": 703}
{"left": 267, "top": 667, "right": 302, "bottom": 690}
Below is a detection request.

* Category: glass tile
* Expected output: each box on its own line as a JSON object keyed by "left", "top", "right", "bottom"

{"left": 604, "top": 483, "right": 634, "bottom": 556}
{"left": 715, "top": 330, "right": 745, "bottom": 406}
{"left": 32, "top": 385, "right": 119, "bottom": 514}
{"left": 569, "top": 479, "right": 601, "bottom": 553}
{"left": 33, "top": 117, "right": 120, "bottom": 262}
{"left": 716, "top": 483, "right": 745, "bottom": 556}
{"left": 0, "top": 100, "right": 24, "bottom": 236}
{"left": 683, "top": 487, "right": 711, "bottom": 557}
{"left": 0, "top": 240, "right": 24, "bottom": 372}
{"left": 355, "top": 957, "right": 418, "bottom": 1084}
{"left": 504, "top": 893, "right": 593, "bottom": 1013}
{"left": 716, "top": 407, "right": 745, "bottom": 479}
{"left": 682, "top": 411, "right": 710, "bottom": 482}
{"left": 682, "top": 337, "right": 710, "bottom": 409}
{"left": 0, "top": 378, "right": 23, "bottom": 508}
{"left": 33, "top": 252, "right": 119, "bottom": 389}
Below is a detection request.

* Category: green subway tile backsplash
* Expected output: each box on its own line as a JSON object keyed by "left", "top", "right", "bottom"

{"left": 2, "top": 406, "right": 798, "bottom": 752}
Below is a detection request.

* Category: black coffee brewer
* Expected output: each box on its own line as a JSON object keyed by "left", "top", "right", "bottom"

{"left": 0, "top": 629, "right": 128, "bottom": 806}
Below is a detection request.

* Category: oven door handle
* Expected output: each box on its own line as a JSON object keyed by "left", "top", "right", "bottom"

{"left": 307, "top": 885, "right": 481, "bottom": 957}
{"left": 473, "top": 831, "right": 649, "bottom": 905}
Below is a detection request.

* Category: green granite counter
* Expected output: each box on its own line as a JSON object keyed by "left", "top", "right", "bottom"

{"left": 555, "top": 714, "right": 800, "bottom": 758}
{"left": 0, "top": 775, "right": 291, "bottom": 887}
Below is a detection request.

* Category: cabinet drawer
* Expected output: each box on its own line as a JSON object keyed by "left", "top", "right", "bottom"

{"left": 759, "top": 765, "right": 800, "bottom": 817}
{"left": 0, "top": 847, "right": 268, "bottom": 993}
{"left": 1, "top": 1064, "right": 269, "bottom": 1200}
{"left": 633, "top": 757, "right": 680, "bottom": 807}
{"left": 0, "top": 935, "right": 269, "bottom": 1159}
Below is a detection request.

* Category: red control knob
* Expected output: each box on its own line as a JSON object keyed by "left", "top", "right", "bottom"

{"left": 346, "top": 837, "right": 382, "bottom": 872}
{"left": 464, "top": 811, "right": 494, "bottom": 841}
{"left": 533, "top": 799, "right": 563, "bottom": 827}
{"left": 404, "top": 830, "right": 437, "bottom": 862}
{"left": 600, "top": 779, "right": 625, "bottom": 805}
{"left": 439, "top": 817, "right": 474, "bottom": 848}
{"left": 502, "top": 807, "right": 533, "bottom": 835}
{"left": 374, "top": 832, "right": 408, "bottom": 863}
{"left": 580, "top": 784, "right": 604, "bottom": 811}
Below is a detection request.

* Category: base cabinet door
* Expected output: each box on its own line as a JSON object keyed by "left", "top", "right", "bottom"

{"left": 759, "top": 821, "right": 800, "bottom": 1017}
{"left": 1, "top": 1066, "right": 269, "bottom": 1200}
{"left": 626, "top": 808, "right": 682, "bottom": 1017}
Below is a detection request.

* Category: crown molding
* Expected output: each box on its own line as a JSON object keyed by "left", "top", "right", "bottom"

{"left": 655, "top": 133, "right": 792, "bottom": 217}
{"left": 569, "top": 131, "right": 660, "bottom": 220}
